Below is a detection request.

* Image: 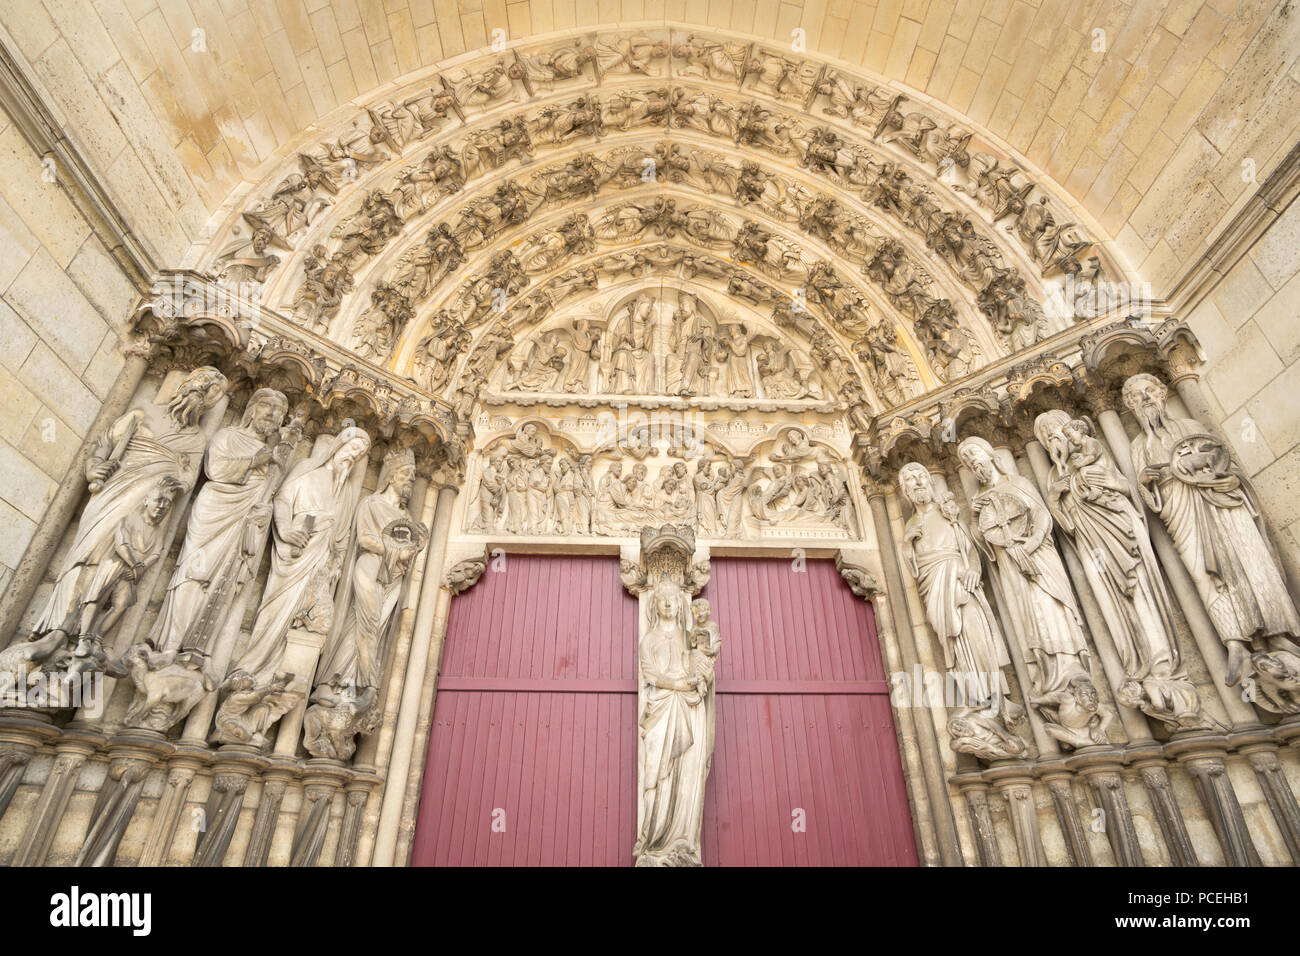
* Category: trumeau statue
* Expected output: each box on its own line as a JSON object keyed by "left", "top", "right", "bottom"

{"left": 307, "top": 448, "right": 428, "bottom": 759}
{"left": 627, "top": 525, "right": 719, "bottom": 867}
{"left": 1035, "top": 410, "right": 1205, "bottom": 730}
{"left": 217, "top": 425, "right": 372, "bottom": 745}
{"left": 898, "top": 463, "right": 1026, "bottom": 760}
{"left": 958, "top": 436, "right": 1112, "bottom": 748}
{"left": 1124, "top": 373, "right": 1300, "bottom": 712}
{"left": 17, "top": 367, "right": 229, "bottom": 687}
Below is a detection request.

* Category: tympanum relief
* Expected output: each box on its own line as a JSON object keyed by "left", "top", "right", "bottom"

{"left": 496, "top": 290, "right": 829, "bottom": 403}
{"left": 467, "top": 422, "right": 857, "bottom": 541}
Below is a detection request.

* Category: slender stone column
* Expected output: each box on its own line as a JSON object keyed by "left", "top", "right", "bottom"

{"left": 867, "top": 485, "right": 963, "bottom": 866}
{"left": 1068, "top": 748, "right": 1144, "bottom": 866}
{"left": 10, "top": 730, "right": 101, "bottom": 866}
{"left": 985, "top": 765, "right": 1046, "bottom": 866}
{"left": 0, "top": 713, "right": 58, "bottom": 824}
{"left": 1167, "top": 736, "right": 1261, "bottom": 866}
{"left": 391, "top": 582, "right": 456, "bottom": 865}
{"left": 1239, "top": 744, "right": 1300, "bottom": 864}
{"left": 0, "top": 353, "right": 148, "bottom": 642}
{"left": 191, "top": 747, "right": 266, "bottom": 867}
{"left": 1039, "top": 766, "right": 1093, "bottom": 866}
{"left": 1131, "top": 755, "right": 1198, "bottom": 866}
{"left": 372, "top": 483, "right": 459, "bottom": 865}
{"left": 75, "top": 743, "right": 161, "bottom": 866}
{"left": 289, "top": 761, "right": 347, "bottom": 866}
{"left": 954, "top": 775, "right": 1002, "bottom": 866}
{"left": 138, "top": 757, "right": 204, "bottom": 866}
{"left": 241, "top": 764, "right": 293, "bottom": 866}
{"left": 335, "top": 780, "right": 375, "bottom": 866}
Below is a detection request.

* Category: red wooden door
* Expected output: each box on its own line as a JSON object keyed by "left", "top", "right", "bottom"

{"left": 412, "top": 554, "right": 918, "bottom": 866}
{"left": 411, "top": 554, "right": 639, "bottom": 866}
{"left": 700, "top": 557, "right": 919, "bottom": 866}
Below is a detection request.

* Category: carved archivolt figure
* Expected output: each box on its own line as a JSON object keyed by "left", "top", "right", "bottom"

{"left": 1036, "top": 410, "right": 1204, "bottom": 729}
{"left": 634, "top": 581, "right": 719, "bottom": 866}
{"left": 898, "top": 463, "right": 1025, "bottom": 758}
{"left": 1124, "top": 373, "right": 1300, "bottom": 705}
{"left": 958, "top": 437, "right": 1109, "bottom": 748}
{"left": 228, "top": 426, "right": 372, "bottom": 692}
{"left": 309, "top": 448, "right": 427, "bottom": 759}
{"left": 26, "top": 367, "right": 228, "bottom": 668}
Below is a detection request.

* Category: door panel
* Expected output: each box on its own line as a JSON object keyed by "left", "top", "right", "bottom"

{"left": 411, "top": 554, "right": 638, "bottom": 867}
{"left": 700, "top": 558, "right": 918, "bottom": 867}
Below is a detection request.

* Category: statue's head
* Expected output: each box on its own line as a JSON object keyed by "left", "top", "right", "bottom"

{"left": 1032, "top": 409, "right": 1072, "bottom": 466}
{"left": 169, "top": 366, "right": 229, "bottom": 426}
{"left": 690, "top": 598, "right": 711, "bottom": 624}
{"left": 1122, "top": 373, "right": 1169, "bottom": 427}
{"left": 651, "top": 580, "right": 681, "bottom": 624}
{"left": 1070, "top": 676, "right": 1099, "bottom": 710}
{"left": 379, "top": 447, "right": 417, "bottom": 499}
{"left": 898, "top": 462, "right": 934, "bottom": 507}
{"left": 242, "top": 388, "right": 289, "bottom": 438}
{"left": 331, "top": 425, "right": 372, "bottom": 471}
{"left": 144, "top": 474, "right": 186, "bottom": 523}
{"left": 957, "top": 436, "right": 1000, "bottom": 486}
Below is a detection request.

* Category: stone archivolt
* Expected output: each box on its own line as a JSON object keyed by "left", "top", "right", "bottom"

{"left": 197, "top": 28, "right": 1117, "bottom": 426}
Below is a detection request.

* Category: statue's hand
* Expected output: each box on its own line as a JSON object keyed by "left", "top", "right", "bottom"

{"left": 252, "top": 446, "right": 273, "bottom": 469}
{"left": 961, "top": 568, "right": 981, "bottom": 591}
{"left": 1140, "top": 463, "right": 1166, "bottom": 484}
{"left": 282, "top": 527, "right": 311, "bottom": 549}
{"left": 87, "top": 461, "right": 116, "bottom": 484}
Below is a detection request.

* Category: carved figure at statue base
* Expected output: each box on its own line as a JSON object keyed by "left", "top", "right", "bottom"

{"left": 120, "top": 646, "right": 216, "bottom": 733}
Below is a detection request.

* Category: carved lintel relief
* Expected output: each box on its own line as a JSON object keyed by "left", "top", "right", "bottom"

{"left": 622, "top": 525, "right": 716, "bottom": 866}
{"left": 463, "top": 419, "right": 859, "bottom": 543}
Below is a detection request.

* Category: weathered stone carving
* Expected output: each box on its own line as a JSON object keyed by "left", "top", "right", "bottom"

{"left": 306, "top": 448, "right": 428, "bottom": 760}
{"left": 120, "top": 646, "right": 216, "bottom": 733}
{"left": 958, "top": 436, "right": 1111, "bottom": 748}
{"left": 217, "top": 425, "right": 372, "bottom": 744}
{"left": 898, "top": 463, "right": 1026, "bottom": 759}
{"left": 623, "top": 525, "right": 718, "bottom": 866}
{"left": 1124, "top": 374, "right": 1300, "bottom": 710}
{"left": 1035, "top": 410, "right": 1205, "bottom": 730}
{"left": 15, "top": 367, "right": 228, "bottom": 690}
